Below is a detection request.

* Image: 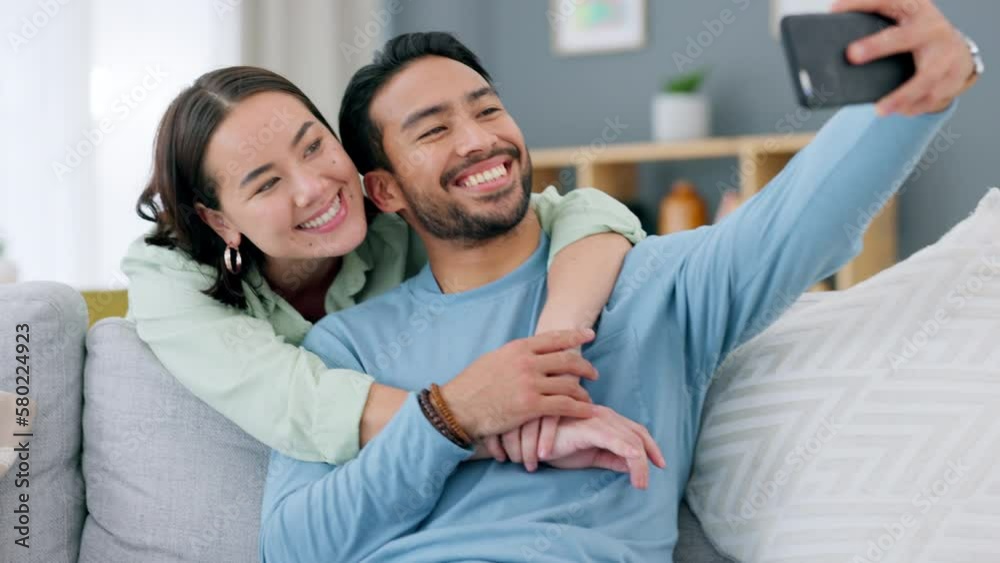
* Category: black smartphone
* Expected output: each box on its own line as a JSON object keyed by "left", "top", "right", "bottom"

{"left": 781, "top": 12, "right": 916, "bottom": 108}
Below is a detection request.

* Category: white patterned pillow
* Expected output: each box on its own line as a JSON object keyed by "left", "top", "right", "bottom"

{"left": 687, "top": 188, "right": 1000, "bottom": 563}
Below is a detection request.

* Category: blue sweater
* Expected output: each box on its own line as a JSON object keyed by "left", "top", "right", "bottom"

{"left": 259, "top": 104, "right": 953, "bottom": 562}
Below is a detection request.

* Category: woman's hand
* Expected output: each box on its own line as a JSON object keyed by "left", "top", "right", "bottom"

{"left": 509, "top": 233, "right": 633, "bottom": 471}
{"left": 543, "top": 406, "right": 666, "bottom": 490}
{"left": 832, "top": 0, "right": 978, "bottom": 116}
{"left": 441, "top": 329, "right": 599, "bottom": 439}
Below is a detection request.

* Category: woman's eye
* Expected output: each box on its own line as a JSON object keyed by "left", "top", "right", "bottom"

{"left": 305, "top": 138, "right": 322, "bottom": 157}
{"left": 256, "top": 177, "right": 279, "bottom": 195}
{"left": 419, "top": 126, "right": 446, "bottom": 140}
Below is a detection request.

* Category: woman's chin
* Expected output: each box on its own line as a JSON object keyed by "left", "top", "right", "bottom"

{"left": 299, "top": 214, "right": 368, "bottom": 259}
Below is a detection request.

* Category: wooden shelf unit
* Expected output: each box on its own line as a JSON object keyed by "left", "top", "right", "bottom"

{"left": 529, "top": 133, "right": 897, "bottom": 290}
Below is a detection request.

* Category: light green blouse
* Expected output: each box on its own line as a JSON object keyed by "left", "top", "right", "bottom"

{"left": 122, "top": 187, "right": 644, "bottom": 464}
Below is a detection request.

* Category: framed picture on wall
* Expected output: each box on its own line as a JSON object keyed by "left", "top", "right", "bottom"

{"left": 550, "top": 0, "right": 647, "bottom": 56}
{"left": 771, "top": 0, "right": 835, "bottom": 37}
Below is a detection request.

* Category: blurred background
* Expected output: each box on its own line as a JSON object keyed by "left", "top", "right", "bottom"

{"left": 1, "top": 0, "right": 995, "bottom": 290}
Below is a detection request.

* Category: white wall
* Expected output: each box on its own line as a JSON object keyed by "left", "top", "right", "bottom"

{"left": 2, "top": 0, "right": 391, "bottom": 289}
{"left": 1, "top": 0, "right": 241, "bottom": 289}
{"left": 2, "top": 0, "right": 93, "bottom": 287}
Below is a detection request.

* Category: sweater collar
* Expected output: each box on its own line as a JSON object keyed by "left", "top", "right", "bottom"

{"left": 409, "top": 233, "right": 549, "bottom": 304}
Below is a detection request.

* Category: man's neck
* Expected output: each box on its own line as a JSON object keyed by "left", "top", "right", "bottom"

{"left": 422, "top": 212, "right": 542, "bottom": 294}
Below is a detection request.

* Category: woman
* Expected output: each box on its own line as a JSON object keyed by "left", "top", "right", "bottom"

{"left": 123, "top": 66, "right": 644, "bottom": 468}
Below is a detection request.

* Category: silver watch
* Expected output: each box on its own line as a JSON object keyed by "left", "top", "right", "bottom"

{"left": 962, "top": 33, "right": 985, "bottom": 78}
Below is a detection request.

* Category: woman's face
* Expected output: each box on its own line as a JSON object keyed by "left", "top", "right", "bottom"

{"left": 200, "top": 91, "right": 368, "bottom": 265}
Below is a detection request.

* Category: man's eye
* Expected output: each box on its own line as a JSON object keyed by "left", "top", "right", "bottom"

{"left": 305, "top": 139, "right": 322, "bottom": 156}
{"left": 256, "top": 177, "right": 279, "bottom": 195}
{"left": 480, "top": 107, "right": 501, "bottom": 117}
{"left": 419, "top": 126, "right": 446, "bottom": 140}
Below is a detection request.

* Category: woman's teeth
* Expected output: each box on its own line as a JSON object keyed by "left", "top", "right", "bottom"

{"left": 298, "top": 195, "right": 342, "bottom": 230}
{"left": 461, "top": 164, "right": 508, "bottom": 188}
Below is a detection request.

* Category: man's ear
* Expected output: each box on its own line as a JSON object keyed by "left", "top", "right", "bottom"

{"left": 364, "top": 171, "right": 406, "bottom": 214}
{"left": 194, "top": 202, "right": 241, "bottom": 247}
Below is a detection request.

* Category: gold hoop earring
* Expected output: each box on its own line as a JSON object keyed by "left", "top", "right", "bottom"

{"left": 224, "top": 244, "right": 242, "bottom": 275}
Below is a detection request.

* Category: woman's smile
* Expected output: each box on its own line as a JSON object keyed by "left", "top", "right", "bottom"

{"left": 295, "top": 189, "right": 349, "bottom": 233}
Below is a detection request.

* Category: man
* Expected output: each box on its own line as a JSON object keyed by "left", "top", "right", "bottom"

{"left": 260, "top": 2, "right": 980, "bottom": 560}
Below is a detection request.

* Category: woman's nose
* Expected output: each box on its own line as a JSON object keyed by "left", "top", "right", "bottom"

{"left": 292, "top": 173, "right": 329, "bottom": 208}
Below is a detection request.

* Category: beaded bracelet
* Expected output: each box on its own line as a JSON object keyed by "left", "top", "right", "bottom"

{"left": 418, "top": 389, "right": 467, "bottom": 448}
{"left": 429, "top": 383, "right": 473, "bottom": 446}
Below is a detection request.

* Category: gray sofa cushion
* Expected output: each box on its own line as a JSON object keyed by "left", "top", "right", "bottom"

{"left": 0, "top": 282, "right": 88, "bottom": 563}
{"left": 677, "top": 502, "right": 735, "bottom": 563}
{"left": 79, "top": 318, "right": 269, "bottom": 563}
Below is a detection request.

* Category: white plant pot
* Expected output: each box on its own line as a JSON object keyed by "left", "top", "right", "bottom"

{"left": 651, "top": 93, "right": 710, "bottom": 142}
{"left": 0, "top": 257, "right": 18, "bottom": 283}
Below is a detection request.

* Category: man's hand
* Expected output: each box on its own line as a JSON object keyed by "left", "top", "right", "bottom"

{"left": 442, "top": 329, "right": 599, "bottom": 439}
{"left": 832, "top": 0, "right": 977, "bottom": 116}
{"left": 541, "top": 406, "right": 667, "bottom": 490}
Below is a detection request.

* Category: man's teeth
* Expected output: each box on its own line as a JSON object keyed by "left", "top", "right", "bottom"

{"left": 298, "top": 196, "right": 342, "bottom": 229}
{"left": 460, "top": 164, "right": 508, "bottom": 188}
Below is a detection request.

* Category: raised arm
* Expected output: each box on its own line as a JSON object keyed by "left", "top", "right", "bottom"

{"left": 658, "top": 104, "right": 956, "bottom": 388}
{"left": 496, "top": 187, "right": 644, "bottom": 469}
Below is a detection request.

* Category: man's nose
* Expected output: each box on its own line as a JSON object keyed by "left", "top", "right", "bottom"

{"left": 454, "top": 118, "right": 498, "bottom": 157}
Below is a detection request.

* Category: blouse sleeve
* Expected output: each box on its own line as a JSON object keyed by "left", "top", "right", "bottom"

{"left": 531, "top": 187, "right": 646, "bottom": 266}
{"left": 122, "top": 239, "right": 373, "bottom": 464}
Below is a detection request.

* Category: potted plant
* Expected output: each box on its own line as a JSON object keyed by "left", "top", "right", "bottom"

{"left": 652, "top": 66, "right": 711, "bottom": 142}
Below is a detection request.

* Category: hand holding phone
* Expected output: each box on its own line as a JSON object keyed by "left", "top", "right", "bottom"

{"left": 782, "top": 0, "right": 979, "bottom": 116}
{"left": 781, "top": 13, "right": 915, "bottom": 109}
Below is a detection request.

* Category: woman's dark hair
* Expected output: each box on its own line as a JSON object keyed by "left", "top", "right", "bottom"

{"left": 136, "top": 66, "right": 337, "bottom": 309}
{"left": 339, "top": 32, "right": 493, "bottom": 176}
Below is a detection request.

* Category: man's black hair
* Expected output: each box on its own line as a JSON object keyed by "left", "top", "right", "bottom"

{"left": 338, "top": 32, "right": 493, "bottom": 175}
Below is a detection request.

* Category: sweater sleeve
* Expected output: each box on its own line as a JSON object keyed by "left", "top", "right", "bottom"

{"left": 259, "top": 323, "right": 473, "bottom": 562}
{"left": 122, "top": 239, "right": 373, "bottom": 464}
{"left": 628, "top": 103, "right": 956, "bottom": 387}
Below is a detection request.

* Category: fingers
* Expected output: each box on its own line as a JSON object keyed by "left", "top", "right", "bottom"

{"left": 590, "top": 407, "right": 663, "bottom": 487}
{"left": 501, "top": 427, "right": 523, "bottom": 464}
{"left": 846, "top": 21, "right": 924, "bottom": 65}
{"left": 590, "top": 450, "right": 630, "bottom": 474}
{"left": 623, "top": 443, "right": 650, "bottom": 490}
{"left": 905, "top": 65, "right": 961, "bottom": 115}
{"left": 524, "top": 328, "right": 595, "bottom": 354}
{"left": 597, "top": 428, "right": 649, "bottom": 490}
{"left": 540, "top": 395, "right": 597, "bottom": 420}
{"left": 536, "top": 351, "right": 599, "bottom": 381}
{"left": 537, "top": 375, "right": 591, "bottom": 404}
{"left": 520, "top": 419, "right": 541, "bottom": 472}
{"left": 831, "top": 0, "right": 921, "bottom": 18}
{"left": 484, "top": 435, "right": 507, "bottom": 463}
{"left": 875, "top": 65, "right": 940, "bottom": 116}
{"left": 618, "top": 416, "right": 666, "bottom": 469}
{"left": 538, "top": 415, "right": 559, "bottom": 460}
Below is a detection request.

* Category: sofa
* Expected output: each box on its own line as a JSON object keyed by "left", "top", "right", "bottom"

{"left": 0, "top": 281, "right": 734, "bottom": 563}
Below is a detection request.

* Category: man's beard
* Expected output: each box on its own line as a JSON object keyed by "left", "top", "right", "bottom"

{"left": 400, "top": 156, "right": 533, "bottom": 245}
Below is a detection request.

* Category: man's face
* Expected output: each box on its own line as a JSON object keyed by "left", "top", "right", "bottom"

{"left": 369, "top": 56, "right": 532, "bottom": 243}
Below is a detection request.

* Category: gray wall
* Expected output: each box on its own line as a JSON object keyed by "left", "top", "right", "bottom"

{"left": 391, "top": 1, "right": 998, "bottom": 258}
